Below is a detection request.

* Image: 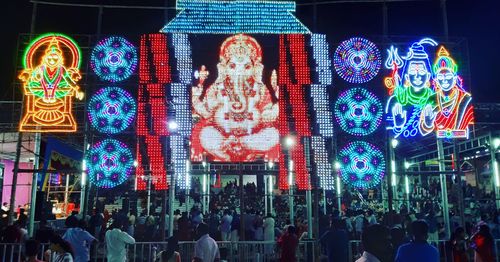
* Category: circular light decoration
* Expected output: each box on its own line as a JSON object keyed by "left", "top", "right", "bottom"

{"left": 334, "top": 37, "right": 381, "bottom": 83}
{"left": 338, "top": 141, "right": 385, "bottom": 189}
{"left": 87, "top": 87, "right": 137, "bottom": 134}
{"left": 334, "top": 88, "right": 383, "bottom": 136}
{"left": 86, "top": 139, "right": 134, "bottom": 188}
{"left": 90, "top": 36, "right": 137, "bottom": 82}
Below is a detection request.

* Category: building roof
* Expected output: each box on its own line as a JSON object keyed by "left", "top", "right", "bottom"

{"left": 161, "top": 0, "right": 311, "bottom": 34}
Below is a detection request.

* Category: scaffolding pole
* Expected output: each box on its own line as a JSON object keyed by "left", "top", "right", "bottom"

{"left": 437, "top": 139, "right": 450, "bottom": 240}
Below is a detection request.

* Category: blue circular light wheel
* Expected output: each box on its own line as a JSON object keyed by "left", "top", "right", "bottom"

{"left": 90, "top": 36, "right": 137, "bottom": 82}
{"left": 86, "top": 139, "right": 134, "bottom": 188}
{"left": 338, "top": 141, "right": 385, "bottom": 189}
{"left": 334, "top": 37, "right": 381, "bottom": 83}
{"left": 87, "top": 87, "right": 136, "bottom": 134}
{"left": 335, "top": 88, "right": 383, "bottom": 136}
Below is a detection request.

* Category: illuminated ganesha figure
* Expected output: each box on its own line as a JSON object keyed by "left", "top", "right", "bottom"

{"left": 191, "top": 34, "right": 279, "bottom": 162}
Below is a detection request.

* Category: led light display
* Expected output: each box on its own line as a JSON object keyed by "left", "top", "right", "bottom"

{"left": 86, "top": 139, "right": 134, "bottom": 188}
{"left": 90, "top": 36, "right": 138, "bottom": 82}
{"left": 171, "top": 34, "right": 193, "bottom": 189}
{"left": 384, "top": 38, "right": 438, "bottom": 138}
{"left": 384, "top": 38, "right": 474, "bottom": 139}
{"left": 161, "top": 0, "right": 310, "bottom": 34}
{"left": 87, "top": 87, "right": 136, "bottom": 134}
{"left": 191, "top": 34, "right": 280, "bottom": 162}
{"left": 18, "top": 33, "right": 84, "bottom": 132}
{"left": 420, "top": 46, "right": 474, "bottom": 138}
{"left": 334, "top": 37, "right": 381, "bottom": 84}
{"left": 334, "top": 88, "right": 383, "bottom": 136}
{"left": 310, "top": 34, "right": 334, "bottom": 137}
{"left": 311, "top": 136, "right": 334, "bottom": 190}
{"left": 338, "top": 141, "right": 385, "bottom": 189}
{"left": 136, "top": 33, "right": 172, "bottom": 190}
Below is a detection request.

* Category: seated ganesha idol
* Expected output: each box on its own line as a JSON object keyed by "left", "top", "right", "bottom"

{"left": 191, "top": 34, "right": 279, "bottom": 162}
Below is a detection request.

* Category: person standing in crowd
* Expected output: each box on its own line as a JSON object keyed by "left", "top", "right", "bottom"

{"left": 105, "top": 220, "right": 136, "bottom": 262}
{"left": 253, "top": 212, "right": 264, "bottom": 241}
{"left": 156, "top": 236, "right": 181, "bottom": 262}
{"left": 193, "top": 223, "right": 220, "bottom": 262}
{"left": 62, "top": 218, "right": 96, "bottom": 262}
{"left": 127, "top": 211, "right": 136, "bottom": 237}
{"left": 395, "top": 220, "right": 439, "bottom": 262}
{"left": 263, "top": 213, "right": 275, "bottom": 255}
{"left": 354, "top": 210, "right": 365, "bottom": 239}
{"left": 277, "top": 225, "right": 299, "bottom": 262}
{"left": 230, "top": 211, "right": 240, "bottom": 242}
{"left": 45, "top": 234, "right": 74, "bottom": 262}
{"left": 178, "top": 212, "right": 192, "bottom": 241}
{"left": 35, "top": 219, "right": 54, "bottom": 243}
{"left": 25, "top": 239, "right": 43, "bottom": 262}
{"left": 470, "top": 224, "right": 494, "bottom": 262}
{"left": 320, "top": 219, "right": 349, "bottom": 262}
{"left": 220, "top": 209, "right": 233, "bottom": 241}
{"left": 448, "top": 227, "right": 468, "bottom": 262}
{"left": 355, "top": 224, "right": 391, "bottom": 262}
{"left": 425, "top": 210, "right": 439, "bottom": 242}
{"left": 366, "top": 210, "right": 377, "bottom": 225}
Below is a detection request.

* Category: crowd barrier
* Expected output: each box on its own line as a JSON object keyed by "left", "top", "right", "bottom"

{"left": 0, "top": 239, "right": 498, "bottom": 262}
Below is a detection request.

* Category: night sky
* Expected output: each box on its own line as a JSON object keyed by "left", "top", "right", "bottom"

{"left": 4, "top": 0, "right": 500, "bottom": 104}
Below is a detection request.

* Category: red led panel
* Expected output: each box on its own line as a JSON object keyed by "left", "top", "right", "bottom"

{"left": 137, "top": 33, "right": 173, "bottom": 190}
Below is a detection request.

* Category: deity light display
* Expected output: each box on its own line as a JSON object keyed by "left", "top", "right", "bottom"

{"left": 334, "top": 87, "right": 383, "bottom": 136}
{"left": 18, "top": 33, "right": 84, "bottom": 132}
{"left": 334, "top": 37, "right": 381, "bottom": 84}
{"left": 87, "top": 87, "right": 137, "bottom": 134}
{"left": 420, "top": 46, "right": 474, "bottom": 138}
{"left": 137, "top": 32, "right": 334, "bottom": 190}
{"left": 384, "top": 38, "right": 474, "bottom": 138}
{"left": 90, "top": 36, "right": 138, "bottom": 82}
{"left": 86, "top": 139, "right": 134, "bottom": 188}
{"left": 338, "top": 141, "right": 385, "bottom": 189}
{"left": 191, "top": 34, "right": 280, "bottom": 162}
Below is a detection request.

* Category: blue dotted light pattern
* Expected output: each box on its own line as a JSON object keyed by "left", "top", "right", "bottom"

{"left": 338, "top": 141, "right": 385, "bottom": 189}
{"left": 334, "top": 88, "right": 383, "bottom": 136}
{"left": 90, "top": 36, "right": 137, "bottom": 82}
{"left": 87, "top": 87, "right": 137, "bottom": 134}
{"left": 334, "top": 37, "right": 381, "bottom": 83}
{"left": 86, "top": 139, "right": 134, "bottom": 188}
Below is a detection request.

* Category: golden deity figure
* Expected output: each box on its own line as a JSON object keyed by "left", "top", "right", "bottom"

{"left": 18, "top": 34, "right": 84, "bottom": 132}
{"left": 191, "top": 34, "right": 280, "bottom": 162}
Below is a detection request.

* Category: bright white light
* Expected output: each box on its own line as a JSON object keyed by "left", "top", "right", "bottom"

{"left": 202, "top": 161, "right": 207, "bottom": 168}
{"left": 86, "top": 143, "right": 91, "bottom": 150}
{"left": 404, "top": 161, "right": 411, "bottom": 170}
{"left": 336, "top": 177, "right": 341, "bottom": 196}
{"left": 391, "top": 139, "right": 399, "bottom": 149}
{"left": 133, "top": 160, "right": 138, "bottom": 167}
{"left": 494, "top": 160, "right": 500, "bottom": 187}
{"left": 268, "top": 176, "right": 273, "bottom": 194}
{"left": 288, "top": 160, "right": 294, "bottom": 186}
{"left": 268, "top": 161, "right": 274, "bottom": 169}
{"left": 493, "top": 138, "right": 500, "bottom": 149}
{"left": 334, "top": 161, "right": 341, "bottom": 170}
{"left": 81, "top": 172, "right": 86, "bottom": 186}
{"left": 202, "top": 174, "right": 207, "bottom": 193}
{"left": 391, "top": 160, "right": 396, "bottom": 171}
{"left": 405, "top": 175, "right": 409, "bottom": 194}
{"left": 285, "top": 136, "right": 295, "bottom": 148}
{"left": 82, "top": 160, "right": 87, "bottom": 171}
{"left": 391, "top": 173, "right": 397, "bottom": 187}
{"left": 168, "top": 121, "right": 178, "bottom": 131}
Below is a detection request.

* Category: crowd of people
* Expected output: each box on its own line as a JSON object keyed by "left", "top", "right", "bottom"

{"left": 1, "top": 177, "right": 499, "bottom": 261}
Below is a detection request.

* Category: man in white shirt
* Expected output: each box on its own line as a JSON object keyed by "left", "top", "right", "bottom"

{"left": 193, "top": 223, "right": 220, "bottom": 262}
{"left": 220, "top": 210, "right": 233, "bottom": 241}
{"left": 355, "top": 224, "right": 391, "bottom": 262}
{"left": 105, "top": 220, "right": 135, "bottom": 262}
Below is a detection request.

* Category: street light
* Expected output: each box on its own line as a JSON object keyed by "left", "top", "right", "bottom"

{"left": 285, "top": 136, "right": 295, "bottom": 148}
{"left": 493, "top": 137, "right": 500, "bottom": 149}
{"left": 391, "top": 138, "right": 399, "bottom": 149}
{"left": 168, "top": 121, "right": 178, "bottom": 131}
